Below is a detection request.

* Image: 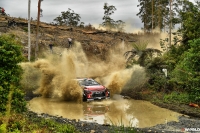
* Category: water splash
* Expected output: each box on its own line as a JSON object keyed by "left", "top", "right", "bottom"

{"left": 20, "top": 41, "right": 146, "bottom": 102}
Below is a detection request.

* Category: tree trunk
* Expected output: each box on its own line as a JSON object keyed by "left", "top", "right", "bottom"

{"left": 35, "top": 0, "right": 41, "bottom": 60}
{"left": 28, "top": 0, "right": 31, "bottom": 61}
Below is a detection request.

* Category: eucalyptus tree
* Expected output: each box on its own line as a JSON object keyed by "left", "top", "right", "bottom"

{"left": 100, "top": 3, "right": 125, "bottom": 31}
{"left": 137, "top": 0, "right": 152, "bottom": 32}
{"left": 100, "top": 3, "right": 117, "bottom": 30}
{"left": 137, "top": 0, "right": 179, "bottom": 33}
{"left": 154, "top": 0, "right": 170, "bottom": 32}
{"left": 35, "top": 0, "right": 44, "bottom": 60}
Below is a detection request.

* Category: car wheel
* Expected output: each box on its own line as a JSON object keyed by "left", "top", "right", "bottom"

{"left": 83, "top": 95, "right": 87, "bottom": 102}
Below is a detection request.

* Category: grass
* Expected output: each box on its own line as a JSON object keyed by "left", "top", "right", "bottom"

{"left": 0, "top": 113, "right": 79, "bottom": 133}
{"left": 163, "top": 91, "right": 190, "bottom": 104}
{"left": 108, "top": 116, "right": 141, "bottom": 133}
{"left": 0, "top": 112, "right": 144, "bottom": 133}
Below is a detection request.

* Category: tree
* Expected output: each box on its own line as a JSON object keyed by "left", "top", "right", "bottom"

{"left": 176, "top": 0, "right": 200, "bottom": 46}
{"left": 115, "top": 20, "right": 125, "bottom": 32}
{"left": 28, "top": 0, "right": 31, "bottom": 61}
{"left": 137, "top": 0, "right": 153, "bottom": 32}
{"left": 0, "top": 34, "right": 26, "bottom": 114}
{"left": 124, "top": 41, "right": 162, "bottom": 67}
{"left": 53, "top": 8, "right": 82, "bottom": 27}
{"left": 160, "top": 0, "right": 200, "bottom": 51}
{"left": 100, "top": 3, "right": 125, "bottom": 31}
{"left": 101, "top": 3, "right": 116, "bottom": 30}
{"left": 172, "top": 39, "right": 200, "bottom": 102}
{"left": 137, "top": 0, "right": 179, "bottom": 33}
{"left": 35, "top": 0, "right": 44, "bottom": 60}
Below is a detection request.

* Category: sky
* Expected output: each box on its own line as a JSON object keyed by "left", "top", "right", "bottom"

{"left": 0, "top": 0, "right": 196, "bottom": 32}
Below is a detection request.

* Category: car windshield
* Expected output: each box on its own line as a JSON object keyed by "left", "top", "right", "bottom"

{"left": 79, "top": 79, "right": 100, "bottom": 86}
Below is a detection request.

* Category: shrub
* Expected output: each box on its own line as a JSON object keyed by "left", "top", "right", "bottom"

{"left": 0, "top": 34, "right": 26, "bottom": 114}
{"left": 172, "top": 39, "right": 200, "bottom": 102}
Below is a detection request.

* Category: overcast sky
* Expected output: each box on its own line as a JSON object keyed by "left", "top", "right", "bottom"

{"left": 0, "top": 0, "right": 196, "bottom": 32}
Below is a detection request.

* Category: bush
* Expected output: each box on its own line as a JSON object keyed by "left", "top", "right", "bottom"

{"left": 172, "top": 39, "right": 200, "bottom": 102}
{"left": 0, "top": 34, "right": 26, "bottom": 114}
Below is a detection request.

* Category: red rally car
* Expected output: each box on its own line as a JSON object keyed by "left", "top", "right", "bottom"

{"left": 76, "top": 78, "right": 110, "bottom": 101}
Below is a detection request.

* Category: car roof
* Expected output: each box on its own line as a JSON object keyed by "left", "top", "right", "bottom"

{"left": 76, "top": 78, "right": 93, "bottom": 81}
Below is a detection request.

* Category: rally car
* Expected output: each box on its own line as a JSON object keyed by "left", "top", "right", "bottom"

{"left": 76, "top": 78, "right": 110, "bottom": 101}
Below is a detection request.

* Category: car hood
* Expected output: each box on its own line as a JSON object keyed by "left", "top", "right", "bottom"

{"left": 84, "top": 85, "right": 105, "bottom": 91}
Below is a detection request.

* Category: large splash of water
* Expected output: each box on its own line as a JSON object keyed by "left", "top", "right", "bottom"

{"left": 21, "top": 41, "right": 146, "bottom": 102}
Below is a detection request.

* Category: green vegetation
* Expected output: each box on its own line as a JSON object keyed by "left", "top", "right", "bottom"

{"left": 0, "top": 113, "right": 78, "bottom": 133}
{"left": 137, "top": 0, "right": 170, "bottom": 32}
{"left": 125, "top": 0, "right": 200, "bottom": 104}
{"left": 124, "top": 40, "right": 162, "bottom": 67}
{"left": 0, "top": 34, "right": 27, "bottom": 132}
{"left": 108, "top": 116, "right": 139, "bottom": 133}
{"left": 163, "top": 92, "right": 190, "bottom": 103}
{"left": 172, "top": 39, "right": 200, "bottom": 102}
{"left": 53, "top": 8, "right": 83, "bottom": 27}
{"left": 0, "top": 34, "right": 27, "bottom": 113}
{"left": 138, "top": 37, "right": 200, "bottom": 103}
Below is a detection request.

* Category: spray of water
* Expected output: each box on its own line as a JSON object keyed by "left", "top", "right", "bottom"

{"left": 20, "top": 41, "right": 147, "bottom": 102}
{"left": 20, "top": 62, "right": 41, "bottom": 90}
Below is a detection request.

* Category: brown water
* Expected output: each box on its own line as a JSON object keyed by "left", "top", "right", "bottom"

{"left": 28, "top": 95, "right": 181, "bottom": 128}
{"left": 23, "top": 41, "right": 180, "bottom": 128}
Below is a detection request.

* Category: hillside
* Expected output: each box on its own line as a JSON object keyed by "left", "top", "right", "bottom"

{"left": 0, "top": 14, "right": 139, "bottom": 61}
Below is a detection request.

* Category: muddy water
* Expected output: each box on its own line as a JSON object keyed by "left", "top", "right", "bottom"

{"left": 28, "top": 95, "right": 181, "bottom": 128}
{"left": 23, "top": 41, "right": 180, "bottom": 128}
{"left": 20, "top": 42, "right": 147, "bottom": 102}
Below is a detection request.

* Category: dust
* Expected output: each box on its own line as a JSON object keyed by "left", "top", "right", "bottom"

{"left": 32, "top": 51, "right": 83, "bottom": 103}
{"left": 101, "top": 65, "right": 146, "bottom": 96}
{"left": 20, "top": 62, "right": 41, "bottom": 91}
{"left": 20, "top": 41, "right": 147, "bottom": 102}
